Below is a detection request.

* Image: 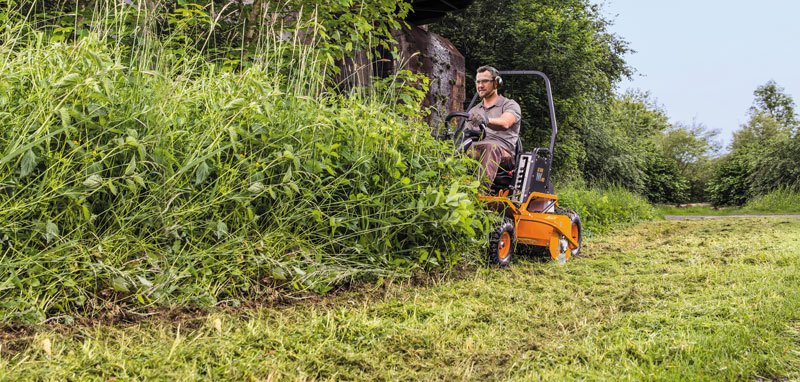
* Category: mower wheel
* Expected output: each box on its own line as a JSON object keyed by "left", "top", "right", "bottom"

{"left": 489, "top": 218, "right": 516, "bottom": 266}
{"left": 556, "top": 208, "right": 582, "bottom": 258}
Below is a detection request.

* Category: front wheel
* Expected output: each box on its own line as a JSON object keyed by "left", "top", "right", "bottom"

{"left": 488, "top": 218, "right": 515, "bottom": 266}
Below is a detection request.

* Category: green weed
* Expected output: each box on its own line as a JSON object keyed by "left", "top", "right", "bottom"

{"left": 743, "top": 188, "right": 800, "bottom": 213}
{"left": 0, "top": 11, "right": 490, "bottom": 324}
{"left": 557, "top": 185, "right": 655, "bottom": 235}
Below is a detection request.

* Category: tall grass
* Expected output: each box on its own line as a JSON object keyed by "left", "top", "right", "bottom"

{"left": 557, "top": 185, "right": 656, "bottom": 235}
{"left": 0, "top": 8, "right": 489, "bottom": 324}
{"left": 743, "top": 188, "right": 800, "bottom": 213}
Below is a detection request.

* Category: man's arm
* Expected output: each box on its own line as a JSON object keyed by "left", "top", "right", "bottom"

{"left": 488, "top": 100, "right": 521, "bottom": 130}
{"left": 487, "top": 112, "right": 518, "bottom": 130}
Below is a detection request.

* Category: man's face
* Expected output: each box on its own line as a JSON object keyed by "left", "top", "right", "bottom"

{"left": 475, "top": 71, "right": 495, "bottom": 99}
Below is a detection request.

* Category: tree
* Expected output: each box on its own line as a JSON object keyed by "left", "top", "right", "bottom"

{"left": 709, "top": 80, "right": 798, "bottom": 206}
{"left": 732, "top": 112, "right": 791, "bottom": 151}
{"left": 749, "top": 80, "right": 798, "bottom": 130}
{"left": 655, "top": 121, "right": 720, "bottom": 201}
{"left": 431, "top": 0, "right": 632, "bottom": 179}
{"left": 582, "top": 91, "right": 669, "bottom": 194}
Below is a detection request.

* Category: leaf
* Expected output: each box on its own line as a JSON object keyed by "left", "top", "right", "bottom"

{"left": 111, "top": 277, "right": 129, "bottom": 293}
{"left": 54, "top": 73, "right": 80, "bottom": 88}
{"left": 213, "top": 318, "right": 222, "bottom": 334}
{"left": 107, "top": 181, "right": 118, "bottom": 196}
{"left": 136, "top": 275, "right": 153, "bottom": 288}
{"left": 83, "top": 174, "right": 103, "bottom": 189}
{"left": 248, "top": 182, "right": 265, "bottom": 193}
{"left": 125, "top": 136, "right": 139, "bottom": 148}
{"left": 44, "top": 221, "right": 59, "bottom": 244}
{"left": 215, "top": 220, "right": 228, "bottom": 239}
{"left": 282, "top": 167, "right": 293, "bottom": 183}
{"left": 59, "top": 107, "right": 71, "bottom": 128}
{"left": 41, "top": 338, "right": 52, "bottom": 357}
{"left": 125, "top": 157, "right": 137, "bottom": 176}
{"left": 20, "top": 149, "right": 37, "bottom": 177}
{"left": 195, "top": 161, "right": 210, "bottom": 185}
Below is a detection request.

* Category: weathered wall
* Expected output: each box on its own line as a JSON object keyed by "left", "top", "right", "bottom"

{"left": 393, "top": 25, "right": 466, "bottom": 126}
{"left": 333, "top": 25, "right": 467, "bottom": 128}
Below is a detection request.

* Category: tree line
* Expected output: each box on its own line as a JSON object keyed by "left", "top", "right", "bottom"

{"left": 433, "top": 0, "right": 799, "bottom": 205}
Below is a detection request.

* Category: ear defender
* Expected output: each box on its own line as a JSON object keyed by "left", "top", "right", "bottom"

{"left": 495, "top": 75, "right": 503, "bottom": 88}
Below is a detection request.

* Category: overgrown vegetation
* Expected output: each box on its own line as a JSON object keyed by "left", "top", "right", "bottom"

{"left": 743, "top": 188, "right": 800, "bottom": 213}
{"left": 0, "top": 4, "right": 490, "bottom": 325}
{"left": 558, "top": 184, "right": 655, "bottom": 235}
{"left": 3, "top": 219, "right": 799, "bottom": 380}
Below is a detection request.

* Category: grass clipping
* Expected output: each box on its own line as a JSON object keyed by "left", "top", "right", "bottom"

{"left": 0, "top": 31, "right": 489, "bottom": 324}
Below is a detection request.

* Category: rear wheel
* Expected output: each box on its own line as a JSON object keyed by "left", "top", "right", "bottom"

{"left": 555, "top": 208, "right": 582, "bottom": 258}
{"left": 488, "top": 218, "right": 515, "bottom": 266}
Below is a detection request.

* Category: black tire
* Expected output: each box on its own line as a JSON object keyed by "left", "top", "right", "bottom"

{"left": 555, "top": 207, "right": 582, "bottom": 258}
{"left": 488, "top": 218, "right": 515, "bottom": 266}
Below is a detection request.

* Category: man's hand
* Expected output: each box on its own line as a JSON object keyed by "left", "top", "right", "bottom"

{"left": 469, "top": 109, "right": 489, "bottom": 127}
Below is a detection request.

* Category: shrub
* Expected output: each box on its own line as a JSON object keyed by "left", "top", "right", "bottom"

{"left": 742, "top": 188, "right": 800, "bottom": 213}
{"left": 557, "top": 185, "right": 656, "bottom": 235}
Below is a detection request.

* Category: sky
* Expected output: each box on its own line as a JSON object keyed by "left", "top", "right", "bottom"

{"left": 600, "top": 0, "right": 800, "bottom": 149}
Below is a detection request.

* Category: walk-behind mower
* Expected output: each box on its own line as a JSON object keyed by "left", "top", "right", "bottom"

{"left": 441, "top": 71, "right": 582, "bottom": 266}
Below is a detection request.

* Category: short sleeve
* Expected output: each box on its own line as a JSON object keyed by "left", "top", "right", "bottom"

{"left": 503, "top": 100, "right": 522, "bottom": 122}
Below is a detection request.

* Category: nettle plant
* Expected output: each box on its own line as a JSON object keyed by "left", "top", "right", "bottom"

{"left": 0, "top": 8, "right": 489, "bottom": 324}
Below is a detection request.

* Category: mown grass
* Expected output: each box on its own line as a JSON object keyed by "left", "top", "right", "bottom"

{"left": 3, "top": 218, "right": 798, "bottom": 380}
{"left": 655, "top": 204, "right": 742, "bottom": 216}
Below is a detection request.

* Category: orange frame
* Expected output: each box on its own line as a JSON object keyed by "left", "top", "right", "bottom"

{"left": 479, "top": 191, "right": 579, "bottom": 261}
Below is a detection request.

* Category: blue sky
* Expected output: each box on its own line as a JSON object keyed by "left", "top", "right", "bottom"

{"left": 601, "top": 0, "right": 800, "bottom": 148}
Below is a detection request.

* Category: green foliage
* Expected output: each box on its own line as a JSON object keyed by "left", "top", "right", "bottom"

{"left": 583, "top": 92, "right": 669, "bottom": 195}
{"left": 642, "top": 154, "right": 689, "bottom": 204}
{"left": 557, "top": 185, "right": 655, "bottom": 235}
{"left": 653, "top": 121, "right": 720, "bottom": 202}
{"left": 0, "top": 16, "right": 490, "bottom": 324}
{"left": 749, "top": 80, "right": 798, "bottom": 129}
{"left": 743, "top": 188, "right": 800, "bottom": 213}
{"left": 12, "top": 0, "right": 412, "bottom": 74}
{"left": 707, "top": 150, "right": 755, "bottom": 207}
{"left": 709, "top": 81, "right": 799, "bottom": 206}
{"left": 431, "top": 0, "right": 631, "bottom": 178}
{"left": 751, "top": 135, "right": 800, "bottom": 195}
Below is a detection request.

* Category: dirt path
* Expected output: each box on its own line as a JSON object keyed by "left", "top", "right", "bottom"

{"left": 665, "top": 214, "right": 800, "bottom": 220}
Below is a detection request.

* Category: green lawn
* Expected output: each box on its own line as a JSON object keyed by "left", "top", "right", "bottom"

{"left": 2, "top": 219, "right": 800, "bottom": 381}
{"left": 655, "top": 204, "right": 742, "bottom": 216}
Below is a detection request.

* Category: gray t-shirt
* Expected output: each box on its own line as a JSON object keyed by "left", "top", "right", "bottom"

{"left": 467, "top": 95, "right": 522, "bottom": 153}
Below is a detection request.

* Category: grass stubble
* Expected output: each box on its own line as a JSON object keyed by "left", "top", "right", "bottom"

{"left": 1, "top": 218, "right": 799, "bottom": 381}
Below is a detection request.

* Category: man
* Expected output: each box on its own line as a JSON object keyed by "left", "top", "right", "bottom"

{"left": 467, "top": 65, "right": 522, "bottom": 188}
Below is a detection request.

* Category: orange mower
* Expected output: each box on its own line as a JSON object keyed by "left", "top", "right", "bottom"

{"left": 442, "top": 71, "right": 582, "bottom": 266}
